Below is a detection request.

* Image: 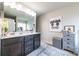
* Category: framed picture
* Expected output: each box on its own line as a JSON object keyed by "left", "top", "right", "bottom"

{"left": 64, "top": 25, "right": 75, "bottom": 32}
{"left": 49, "top": 16, "right": 63, "bottom": 32}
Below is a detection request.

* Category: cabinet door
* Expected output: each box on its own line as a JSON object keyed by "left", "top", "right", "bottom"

{"left": 34, "top": 34, "right": 40, "bottom": 49}
{"left": 53, "top": 38, "right": 62, "bottom": 49}
{"left": 2, "top": 43, "right": 21, "bottom": 56}
{"left": 1, "top": 37, "right": 24, "bottom": 56}
{"left": 24, "top": 35, "right": 34, "bottom": 55}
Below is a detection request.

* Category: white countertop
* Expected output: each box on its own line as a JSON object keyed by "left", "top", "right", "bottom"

{"left": 0, "top": 32, "right": 40, "bottom": 39}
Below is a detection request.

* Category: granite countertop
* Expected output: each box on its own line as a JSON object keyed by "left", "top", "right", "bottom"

{"left": 0, "top": 32, "right": 40, "bottom": 39}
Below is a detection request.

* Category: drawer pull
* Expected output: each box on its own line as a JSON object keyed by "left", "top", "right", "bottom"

{"left": 67, "top": 39, "right": 69, "bottom": 40}
{"left": 67, "top": 35, "right": 69, "bottom": 36}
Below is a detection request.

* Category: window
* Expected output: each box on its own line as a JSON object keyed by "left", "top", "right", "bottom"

{"left": 17, "top": 22, "right": 26, "bottom": 32}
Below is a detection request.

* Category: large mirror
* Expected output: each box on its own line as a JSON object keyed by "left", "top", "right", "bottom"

{"left": 3, "top": 3, "right": 36, "bottom": 33}
{"left": 0, "top": 2, "right": 4, "bottom": 37}
{"left": 16, "top": 15, "right": 34, "bottom": 32}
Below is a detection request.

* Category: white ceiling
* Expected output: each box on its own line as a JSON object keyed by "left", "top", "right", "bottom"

{"left": 22, "top": 2, "right": 77, "bottom": 16}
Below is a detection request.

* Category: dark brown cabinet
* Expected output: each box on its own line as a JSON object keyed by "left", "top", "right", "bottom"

{"left": 1, "top": 37, "right": 24, "bottom": 56}
{"left": 2, "top": 43, "right": 21, "bottom": 56}
{"left": 1, "top": 34, "right": 40, "bottom": 56}
{"left": 24, "top": 34, "right": 40, "bottom": 55}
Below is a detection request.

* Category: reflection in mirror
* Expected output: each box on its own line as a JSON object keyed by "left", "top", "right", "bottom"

{"left": 17, "top": 22, "right": 26, "bottom": 32}
{"left": 16, "top": 16, "right": 34, "bottom": 32}
{"left": 0, "top": 2, "right": 4, "bottom": 37}
{"left": 2, "top": 18, "right": 15, "bottom": 32}
{"left": 3, "top": 2, "right": 36, "bottom": 34}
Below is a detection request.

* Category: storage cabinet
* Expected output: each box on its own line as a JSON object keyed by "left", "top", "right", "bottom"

{"left": 63, "top": 32, "right": 75, "bottom": 52}
{"left": 53, "top": 37, "right": 63, "bottom": 49}
{"left": 33, "top": 34, "right": 40, "bottom": 50}
{"left": 1, "top": 33, "right": 40, "bottom": 56}
{"left": 1, "top": 37, "right": 24, "bottom": 56}
{"left": 24, "top": 35, "right": 34, "bottom": 55}
{"left": 24, "top": 34, "right": 40, "bottom": 55}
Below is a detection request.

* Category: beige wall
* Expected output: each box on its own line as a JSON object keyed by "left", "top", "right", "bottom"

{"left": 37, "top": 4, "right": 79, "bottom": 45}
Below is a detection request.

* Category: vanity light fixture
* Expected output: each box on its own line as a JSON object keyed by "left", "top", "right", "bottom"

{"left": 4, "top": 2, "right": 16, "bottom": 8}
{"left": 4, "top": 2, "right": 36, "bottom": 16}
{"left": 16, "top": 3, "right": 23, "bottom": 11}
{"left": 24, "top": 8, "right": 36, "bottom": 16}
{"left": 4, "top": 2, "right": 10, "bottom": 6}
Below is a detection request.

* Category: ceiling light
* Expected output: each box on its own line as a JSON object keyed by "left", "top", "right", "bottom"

{"left": 4, "top": 2, "right": 36, "bottom": 16}
{"left": 16, "top": 4, "right": 23, "bottom": 11}
{"left": 24, "top": 8, "right": 36, "bottom": 16}
{"left": 10, "top": 2, "right": 16, "bottom": 8}
{"left": 4, "top": 2, "right": 16, "bottom": 8}
{"left": 4, "top": 2, "right": 10, "bottom": 6}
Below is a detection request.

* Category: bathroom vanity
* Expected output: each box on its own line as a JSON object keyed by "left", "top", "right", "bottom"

{"left": 0, "top": 2, "right": 39, "bottom": 56}
{"left": 0, "top": 32, "right": 40, "bottom": 56}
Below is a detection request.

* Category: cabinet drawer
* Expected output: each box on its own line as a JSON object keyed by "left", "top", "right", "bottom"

{"left": 63, "top": 34, "right": 75, "bottom": 38}
{"left": 63, "top": 45, "right": 75, "bottom": 52}
{"left": 63, "top": 41, "right": 74, "bottom": 47}
{"left": 63, "top": 37, "right": 74, "bottom": 43}
{"left": 63, "top": 35, "right": 75, "bottom": 39}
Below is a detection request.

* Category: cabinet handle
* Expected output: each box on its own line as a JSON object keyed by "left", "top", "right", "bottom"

{"left": 67, "top": 39, "right": 69, "bottom": 40}
{"left": 67, "top": 35, "right": 69, "bottom": 36}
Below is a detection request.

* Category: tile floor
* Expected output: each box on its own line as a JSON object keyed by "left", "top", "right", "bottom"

{"left": 27, "top": 43, "right": 75, "bottom": 56}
